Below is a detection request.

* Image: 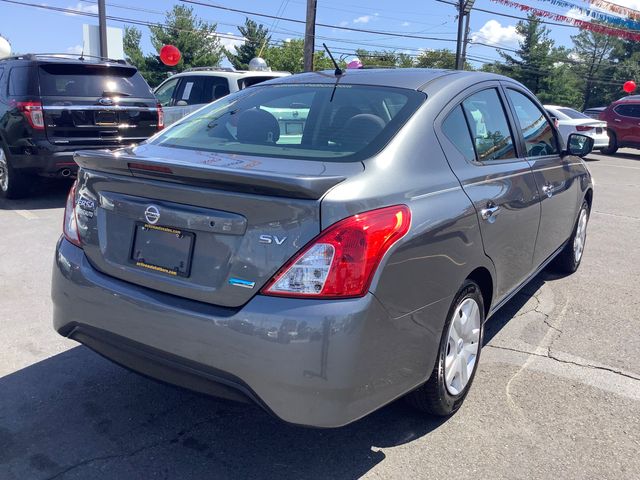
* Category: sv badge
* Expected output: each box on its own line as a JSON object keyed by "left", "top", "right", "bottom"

{"left": 259, "top": 234, "right": 287, "bottom": 245}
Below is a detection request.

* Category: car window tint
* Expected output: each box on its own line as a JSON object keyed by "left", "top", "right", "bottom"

{"left": 202, "top": 76, "right": 230, "bottom": 103}
{"left": 9, "top": 66, "right": 37, "bottom": 96}
{"left": 461, "top": 89, "right": 516, "bottom": 162}
{"left": 152, "top": 84, "right": 425, "bottom": 162}
{"left": 176, "top": 77, "right": 208, "bottom": 105}
{"left": 614, "top": 104, "right": 640, "bottom": 118}
{"left": 507, "top": 89, "right": 559, "bottom": 157}
{"left": 557, "top": 107, "right": 589, "bottom": 120}
{"left": 154, "top": 78, "right": 179, "bottom": 107}
{"left": 442, "top": 105, "right": 476, "bottom": 162}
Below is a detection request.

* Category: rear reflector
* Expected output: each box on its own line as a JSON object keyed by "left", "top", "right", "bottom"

{"left": 262, "top": 205, "right": 411, "bottom": 298}
{"left": 63, "top": 180, "right": 81, "bottom": 247}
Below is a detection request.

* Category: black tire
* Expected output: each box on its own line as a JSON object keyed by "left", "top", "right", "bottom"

{"left": 551, "top": 200, "right": 590, "bottom": 274}
{"left": 406, "top": 280, "right": 485, "bottom": 416}
{"left": 600, "top": 130, "right": 618, "bottom": 155}
{"left": 0, "top": 147, "right": 30, "bottom": 199}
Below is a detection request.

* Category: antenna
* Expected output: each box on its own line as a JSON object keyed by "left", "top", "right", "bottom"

{"left": 79, "top": 40, "right": 85, "bottom": 61}
{"left": 322, "top": 43, "right": 342, "bottom": 76}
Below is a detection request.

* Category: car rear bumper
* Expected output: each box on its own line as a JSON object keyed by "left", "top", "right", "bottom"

{"left": 588, "top": 131, "right": 609, "bottom": 149}
{"left": 52, "top": 238, "right": 435, "bottom": 427}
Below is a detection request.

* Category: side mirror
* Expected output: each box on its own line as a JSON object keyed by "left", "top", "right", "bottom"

{"left": 565, "top": 133, "right": 594, "bottom": 157}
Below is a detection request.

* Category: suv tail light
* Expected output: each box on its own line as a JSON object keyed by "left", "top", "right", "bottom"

{"left": 262, "top": 205, "right": 411, "bottom": 299}
{"left": 576, "top": 125, "right": 594, "bottom": 132}
{"left": 157, "top": 104, "right": 164, "bottom": 130}
{"left": 63, "top": 180, "right": 81, "bottom": 247}
{"left": 14, "top": 101, "right": 45, "bottom": 130}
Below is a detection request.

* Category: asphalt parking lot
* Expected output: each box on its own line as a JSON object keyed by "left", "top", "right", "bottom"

{"left": 1, "top": 150, "right": 639, "bottom": 480}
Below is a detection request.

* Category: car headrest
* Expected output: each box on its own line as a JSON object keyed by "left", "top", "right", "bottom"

{"left": 214, "top": 84, "right": 230, "bottom": 99}
{"left": 236, "top": 108, "right": 280, "bottom": 144}
{"left": 336, "top": 114, "right": 386, "bottom": 151}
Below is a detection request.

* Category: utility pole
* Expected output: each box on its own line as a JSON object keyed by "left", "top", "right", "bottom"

{"left": 98, "top": 0, "right": 108, "bottom": 58}
{"left": 455, "top": 0, "right": 475, "bottom": 70}
{"left": 303, "top": 0, "right": 317, "bottom": 72}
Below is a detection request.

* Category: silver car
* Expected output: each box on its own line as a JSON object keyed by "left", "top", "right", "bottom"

{"left": 52, "top": 69, "right": 594, "bottom": 427}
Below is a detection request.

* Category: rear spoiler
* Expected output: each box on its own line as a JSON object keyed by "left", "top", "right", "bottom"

{"left": 74, "top": 149, "right": 348, "bottom": 200}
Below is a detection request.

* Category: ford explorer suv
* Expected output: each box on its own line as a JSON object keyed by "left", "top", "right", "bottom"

{"left": 0, "top": 54, "right": 162, "bottom": 198}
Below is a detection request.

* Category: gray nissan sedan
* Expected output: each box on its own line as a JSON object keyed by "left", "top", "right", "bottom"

{"left": 52, "top": 69, "right": 594, "bottom": 427}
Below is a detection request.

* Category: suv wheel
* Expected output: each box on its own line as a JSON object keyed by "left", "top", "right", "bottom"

{"left": 600, "top": 130, "right": 618, "bottom": 155}
{"left": 0, "top": 147, "right": 29, "bottom": 199}
{"left": 406, "top": 280, "right": 484, "bottom": 416}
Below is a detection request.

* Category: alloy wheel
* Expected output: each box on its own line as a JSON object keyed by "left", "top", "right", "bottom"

{"left": 573, "top": 207, "right": 588, "bottom": 263}
{"left": 0, "top": 149, "right": 8, "bottom": 192}
{"left": 444, "top": 297, "right": 481, "bottom": 396}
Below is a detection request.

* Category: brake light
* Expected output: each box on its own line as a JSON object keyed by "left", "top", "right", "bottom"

{"left": 157, "top": 104, "right": 164, "bottom": 130}
{"left": 576, "top": 125, "right": 594, "bottom": 132}
{"left": 63, "top": 180, "right": 81, "bottom": 247}
{"left": 262, "top": 205, "right": 411, "bottom": 298}
{"left": 14, "top": 101, "right": 44, "bottom": 130}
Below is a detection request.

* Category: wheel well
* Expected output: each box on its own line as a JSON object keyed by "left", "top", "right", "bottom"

{"left": 584, "top": 188, "right": 593, "bottom": 209}
{"left": 467, "top": 267, "right": 493, "bottom": 316}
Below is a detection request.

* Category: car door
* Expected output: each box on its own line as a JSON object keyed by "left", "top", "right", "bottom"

{"left": 436, "top": 86, "right": 541, "bottom": 301}
{"left": 154, "top": 77, "right": 181, "bottom": 126}
{"left": 504, "top": 87, "right": 580, "bottom": 267}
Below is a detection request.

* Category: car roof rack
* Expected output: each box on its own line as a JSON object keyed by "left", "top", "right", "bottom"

{"left": 1, "top": 53, "right": 129, "bottom": 65}
{"left": 184, "top": 66, "right": 237, "bottom": 73}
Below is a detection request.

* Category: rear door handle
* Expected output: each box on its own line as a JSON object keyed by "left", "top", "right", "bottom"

{"left": 614, "top": 119, "right": 622, "bottom": 122}
{"left": 480, "top": 205, "right": 501, "bottom": 221}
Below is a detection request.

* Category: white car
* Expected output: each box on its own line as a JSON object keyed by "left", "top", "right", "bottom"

{"left": 154, "top": 67, "right": 290, "bottom": 126}
{"left": 545, "top": 105, "right": 609, "bottom": 150}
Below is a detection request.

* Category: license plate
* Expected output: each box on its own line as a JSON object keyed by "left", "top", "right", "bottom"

{"left": 95, "top": 111, "right": 118, "bottom": 126}
{"left": 596, "top": 127, "right": 603, "bottom": 134}
{"left": 131, "top": 223, "right": 195, "bottom": 277}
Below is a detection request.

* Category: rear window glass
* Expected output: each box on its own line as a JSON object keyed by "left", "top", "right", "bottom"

{"left": 557, "top": 108, "right": 589, "bottom": 120}
{"left": 38, "top": 64, "right": 153, "bottom": 98}
{"left": 238, "top": 76, "right": 278, "bottom": 89}
{"left": 151, "top": 84, "right": 425, "bottom": 162}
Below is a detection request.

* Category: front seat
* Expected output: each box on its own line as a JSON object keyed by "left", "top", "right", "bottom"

{"left": 236, "top": 108, "right": 280, "bottom": 144}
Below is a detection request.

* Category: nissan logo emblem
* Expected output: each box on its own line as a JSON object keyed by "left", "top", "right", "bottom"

{"left": 144, "top": 205, "right": 160, "bottom": 224}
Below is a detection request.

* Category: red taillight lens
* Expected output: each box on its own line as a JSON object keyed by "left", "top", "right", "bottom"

{"left": 262, "top": 205, "right": 411, "bottom": 298}
{"left": 157, "top": 104, "right": 164, "bottom": 130}
{"left": 14, "top": 101, "right": 44, "bottom": 130}
{"left": 63, "top": 180, "right": 81, "bottom": 247}
{"left": 576, "top": 125, "right": 594, "bottom": 132}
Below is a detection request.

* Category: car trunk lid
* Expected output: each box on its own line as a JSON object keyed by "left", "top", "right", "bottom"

{"left": 74, "top": 146, "right": 362, "bottom": 307}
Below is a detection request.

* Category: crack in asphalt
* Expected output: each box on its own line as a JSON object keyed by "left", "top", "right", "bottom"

{"left": 487, "top": 344, "right": 640, "bottom": 382}
{"left": 43, "top": 416, "right": 219, "bottom": 480}
{"left": 593, "top": 210, "right": 640, "bottom": 221}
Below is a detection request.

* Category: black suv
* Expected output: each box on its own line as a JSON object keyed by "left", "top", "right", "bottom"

{"left": 0, "top": 54, "right": 162, "bottom": 198}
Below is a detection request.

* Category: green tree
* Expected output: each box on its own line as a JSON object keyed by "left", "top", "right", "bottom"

{"left": 264, "top": 39, "right": 335, "bottom": 73}
{"left": 227, "top": 18, "right": 271, "bottom": 70}
{"left": 355, "top": 49, "right": 397, "bottom": 68}
{"left": 499, "top": 14, "right": 554, "bottom": 94}
{"left": 149, "top": 5, "right": 223, "bottom": 73}
{"left": 396, "top": 53, "right": 415, "bottom": 68}
{"left": 415, "top": 49, "right": 470, "bottom": 70}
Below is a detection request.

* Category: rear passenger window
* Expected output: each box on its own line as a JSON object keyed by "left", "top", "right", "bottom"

{"left": 462, "top": 89, "right": 516, "bottom": 162}
{"left": 507, "top": 89, "right": 559, "bottom": 157}
{"left": 9, "top": 66, "right": 37, "bottom": 96}
{"left": 176, "top": 77, "right": 207, "bottom": 105}
{"left": 614, "top": 104, "right": 640, "bottom": 118}
{"left": 442, "top": 106, "right": 476, "bottom": 162}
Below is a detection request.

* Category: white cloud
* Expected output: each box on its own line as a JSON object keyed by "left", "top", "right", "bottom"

{"left": 66, "top": 44, "right": 83, "bottom": 54}
{"left": 471, "top": 20, "right": 522, "bottom": 47}
{"left": 218, "top": 33, "right": 244, "bottom": 54}
{"left": 353, "top": 15, "right": 372, "bottom": 24}
{"left": 339, "top": 20, "right": 349, "bottom": 27}
{"left": 566, "top": 7, "right": 590, "bottom": 21}
{"left": 65, "top": 2, "right": 99, "bottom": 16}
{"left": 401, "top": 21, "right": 410, "bottom": 27}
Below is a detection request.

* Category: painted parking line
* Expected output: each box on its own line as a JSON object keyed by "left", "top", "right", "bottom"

{"left": 14, "top": 210, "right": 38, "bottom": 220}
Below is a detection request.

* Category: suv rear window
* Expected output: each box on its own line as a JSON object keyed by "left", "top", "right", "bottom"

{"left": 38, "top": 64, "right": 153, "bottom": 98}
{"left": 152, "top": 84, "right": 425, "bottom": 162}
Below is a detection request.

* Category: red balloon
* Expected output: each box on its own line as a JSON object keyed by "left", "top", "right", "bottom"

{"left": 623, "top": 80, "right": 636, "bottom": 93}
{"left": 160, "top": 45, "right": 181, "bottom": 66}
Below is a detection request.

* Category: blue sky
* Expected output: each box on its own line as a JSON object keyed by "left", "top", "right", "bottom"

{"left": 0, "top": 0, "right": 637, "bottom": 68}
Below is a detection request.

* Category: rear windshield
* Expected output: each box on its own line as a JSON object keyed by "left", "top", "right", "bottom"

{"left": 557, "top": 108, "right": 589, "bottom": 120}
{"left": 151, "top": 84, "right": 425, "bottom": 162}
{"left": 38, "top": 64, "right": 153, "bottom": 98}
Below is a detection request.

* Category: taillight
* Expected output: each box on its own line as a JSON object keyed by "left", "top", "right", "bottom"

{"left": 14, "top": 101, "right": 44, "bottom": 130}
{"left": 157, "top": 104, "right": 164, "bottom": 130}
{"left": 262, "top": 205, "right": 411, "bottom": 298}
{"left": 576, "top": 125, "right": 594, "bottom": 132}
{"left": 63, "top": 180, "right": 81, "bottom": 247}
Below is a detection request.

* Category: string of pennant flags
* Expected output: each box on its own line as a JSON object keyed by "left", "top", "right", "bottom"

{"left": 491, "top": 0, "right": 640, "bottom": 42}
{"left": 582, "top": 0, "right": 640, "bottom": 21}
{"left": 536, "top": 0, "right": 640, "bottom": 30}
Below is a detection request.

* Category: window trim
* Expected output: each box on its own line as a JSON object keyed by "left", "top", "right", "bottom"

{"left": 503, "top": 85, "right": 561, "bottom": 157}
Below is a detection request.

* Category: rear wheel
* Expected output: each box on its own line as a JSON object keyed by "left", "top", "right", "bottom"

{"left": 600, "top": 130, "right": 618, "bottom": 155}
{"left": 0, "top": 147, "right": 29, "bottom": 199}
{"left": 551, "top": 200, "right": 590, "bottom": 274}
{"left": 406, "top": 280, "right": 484, "bottom": 416}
